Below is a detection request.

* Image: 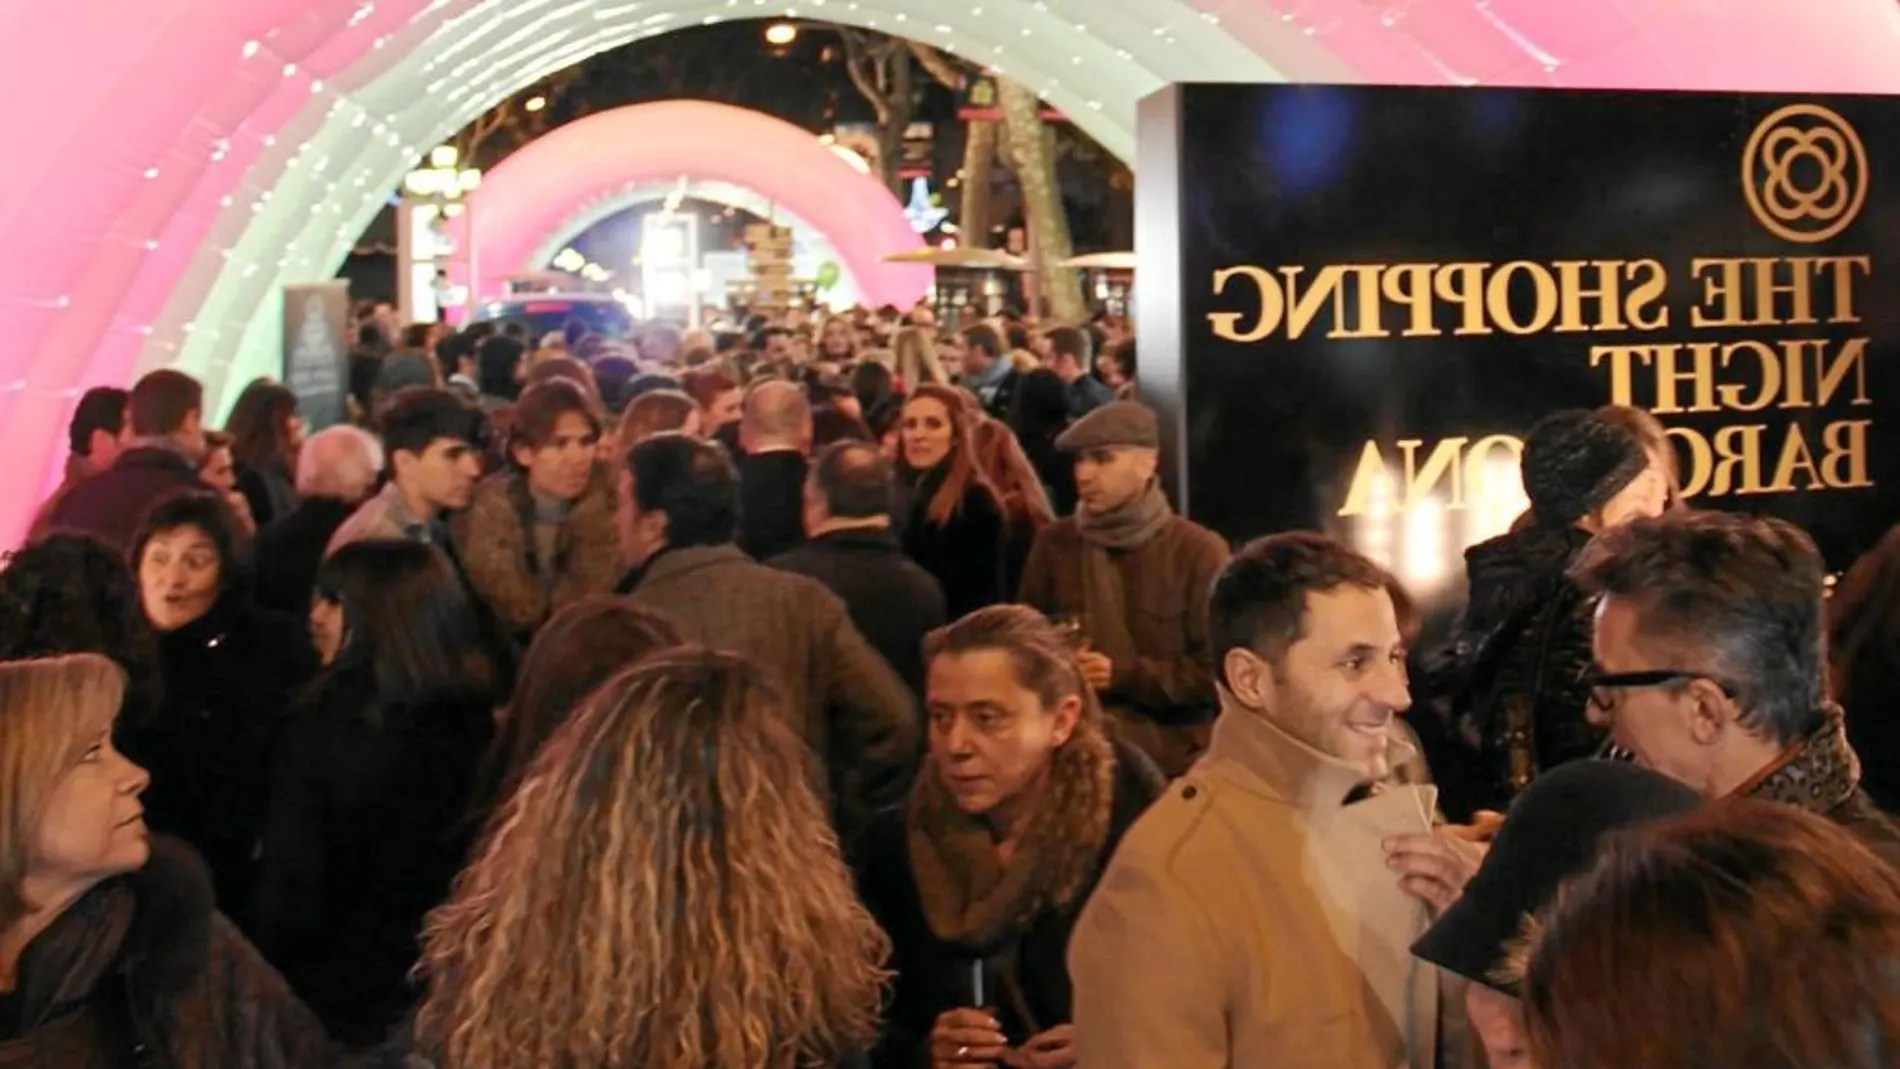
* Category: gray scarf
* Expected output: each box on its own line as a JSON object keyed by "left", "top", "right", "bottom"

{"left": 1074, "top": 481, "right": 1172, "bottom": 550}
{"left": 1072, "top": 483, "right": 1173, "bottom": 674}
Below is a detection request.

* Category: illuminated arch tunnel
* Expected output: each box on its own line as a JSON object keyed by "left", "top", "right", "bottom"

{"left": 3, "top": 0, "right": 1900, "bottom": 547}
{"left": 460, "top": 100, "right": 933, "bottom": 312}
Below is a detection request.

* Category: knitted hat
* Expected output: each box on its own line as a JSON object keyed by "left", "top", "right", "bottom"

{"left": 1521, "top": 410, "right": 1648, "bottom": 527}
{"left": 1410, "top": 760, "right": 1701, "bottom": 994}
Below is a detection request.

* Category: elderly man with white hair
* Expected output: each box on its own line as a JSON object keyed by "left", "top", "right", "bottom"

{"left": 252, "top": 425, "right": 386, "bottom": 615}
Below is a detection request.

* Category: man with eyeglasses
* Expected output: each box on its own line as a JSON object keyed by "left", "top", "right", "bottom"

{"left": 1571, "top": 510, "right": 1900, "bottom": 867}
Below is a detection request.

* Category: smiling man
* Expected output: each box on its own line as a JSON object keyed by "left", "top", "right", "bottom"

{"left": 1070, "top": 533, "right": 1442, "bottom": 1069}
{"left": 1570, "top": 510, "right": 1900, "bottom": 867}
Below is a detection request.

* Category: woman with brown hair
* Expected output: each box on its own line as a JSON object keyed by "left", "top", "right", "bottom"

{"left": 0, "top": 654, "right": 330, "bottom": 1066}
{"left": 225, "top": 380, "right": 305, "bottom": 527}
{"left": 857, "top": 605, "right": 1163, "bottom": 1069}
{"left": 468, "top": 596, "right": 683, "bottom": 824}
{"left": 897, "top": 384, "right": 1010, "bottom": 617}
{"left": 1829, "top": 523, "right": 1900, "bottom": 809}
{"left": 397, "top": 649, "right": 890, "bottom": 1069}
{"left": 1520, "top": 800, "right": 1900, "bottom": 1069}
{"left": 615, "top": 387, "right": 703, "bottom": 455}
{"left": 970, "top": 418, "right": 1055, "bottom": 599}
{"left": 454, "top": 377, "right": 621, "bottom": 639}
{"left": 126, "top": 493, "right": 315, "bottom": 931}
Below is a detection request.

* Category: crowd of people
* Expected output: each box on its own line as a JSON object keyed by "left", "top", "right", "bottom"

{"left": 1, "top": 297, "right": 1898, "bottom": 1069}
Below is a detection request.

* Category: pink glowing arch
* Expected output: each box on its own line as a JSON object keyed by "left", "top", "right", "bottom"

{"left": 460, "top": 101, "right": 931, "bottom": 311}
{"left": 4, "top": 0, "right": 1900, "bottom": 550}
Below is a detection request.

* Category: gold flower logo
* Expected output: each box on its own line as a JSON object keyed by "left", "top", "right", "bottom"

{"left": 1742, "top": 104, "right": 1868, "bottom": 244}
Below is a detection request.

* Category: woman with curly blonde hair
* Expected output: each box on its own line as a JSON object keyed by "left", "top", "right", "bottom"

{"left": 400, "top": 647, "right": 890, "bottom": 1069}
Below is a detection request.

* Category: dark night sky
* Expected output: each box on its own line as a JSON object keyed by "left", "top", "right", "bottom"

{"left": 532, "top": 19, "right": 964, "bottom": 150}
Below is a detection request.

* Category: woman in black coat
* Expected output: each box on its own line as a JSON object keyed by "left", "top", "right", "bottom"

{"left": 122, "top": 493, "right": 316, "bottom": 932}
{"left": 0, "top": 654, "right": 331, "bottom": 1068}
{"left": 225, "top": 380, "right": 304, "bottom": 528}
{"left": 896, "top": 384, "right": 1010, "bottom": 618}
{"left": 252, "top": 539, "right": 505, "bottom": 1047}
{"left": 856, "top": 606, "right": 1164, "bottom": 1068}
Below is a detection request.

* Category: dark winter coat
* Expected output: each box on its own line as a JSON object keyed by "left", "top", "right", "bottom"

{"left": 737, "top": 449, "right": 810, "bottom": 562}
{"left": 253, "top": 496, "right": 357, "bottom": 616}
{"left": 624, "top": 545, "right": 920, "bottom": 844}
{"left": 251, "top": 663, "right": 496, "bottom": 1046}
{"left": 236, "top": 465, "right": 298, "bottom": 530}
{"left": 900, "top": 467, "right": 1009, "bottom": 619}
{"left": 117, "top": 599, "right": 316, "bottom": 933}
{"left": 0, "top": 837, "right": 331, "bottom": 1069}
{"left": 41, "top": 446, "right": 210, "bottom": 555}
{"left": 770, "top": 527, "right": 948, "bottom": 699}
{"left": 1427, "top": 524, "right": 1603, "bottom": 816}
{"left": 857, "top": 734, "right": 1163, "bottom": 1067}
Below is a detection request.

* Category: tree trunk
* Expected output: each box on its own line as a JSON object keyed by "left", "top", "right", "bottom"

{"left": 997, "top": 77, "right": 1084, "bottom": 322}
{"left": 878, "top": 51, "right": 912, "bottom": 197}
{"left": 959, "top": 120, "right": 997, "bottom": 247}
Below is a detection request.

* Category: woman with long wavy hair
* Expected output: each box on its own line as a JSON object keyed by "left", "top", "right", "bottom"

{"left": 897, "top": 383, "right": 1008, "bottom": 617}
{"left": 397, "top": 648, "right": 890, "bottom": 1069}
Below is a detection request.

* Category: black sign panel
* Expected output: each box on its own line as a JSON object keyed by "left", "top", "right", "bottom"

{"left": 1138, "top": 84, "right": 1900, "bottom": 609}
{"left": 283, "top": 281, "right": 350, "bottom": 430}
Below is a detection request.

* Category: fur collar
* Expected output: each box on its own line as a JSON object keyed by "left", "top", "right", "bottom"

{"left": 2, "top": 837, "right": 213, "bottom": 1036}
{"left": 906, "top": 718, "right": 1117, "bottom": 951}
{"left": 1739, "top": 706, "right": 1861, "bottom": 814}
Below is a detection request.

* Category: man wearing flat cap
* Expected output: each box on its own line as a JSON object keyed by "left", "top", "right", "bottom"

{"left": 1017, "top": 400, "right": 1230, "bottom": 775}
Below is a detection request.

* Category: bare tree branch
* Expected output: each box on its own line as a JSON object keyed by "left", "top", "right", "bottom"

{"left": 908, "top": 42, "right": 970, "bottom": 91}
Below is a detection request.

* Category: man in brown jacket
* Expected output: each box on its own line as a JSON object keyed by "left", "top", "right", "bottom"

{"left": 1070, "top": 533, "right": 1442, "bottom": 1069}
{"left": 1018, "top": 401, "right": 1228, "bottom": 776}
{"left": 615, "top": 433, "right": 920, "bottom": 842}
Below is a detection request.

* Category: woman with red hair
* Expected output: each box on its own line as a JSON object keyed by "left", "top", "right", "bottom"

{"left": 896, "top": 384, "right": 1008, "bottom": 616}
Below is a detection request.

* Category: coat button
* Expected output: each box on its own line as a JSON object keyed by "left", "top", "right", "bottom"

{"left": 1181, "top": 785, "right": 1198, "bottom": 800}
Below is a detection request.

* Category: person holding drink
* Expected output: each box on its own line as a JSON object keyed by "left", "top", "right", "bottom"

{"left": 1017, "top": 401, "right": 1230, "bottom": 776}
{"left": 856, "top": 606, "right": 1164, "bottom": 1069}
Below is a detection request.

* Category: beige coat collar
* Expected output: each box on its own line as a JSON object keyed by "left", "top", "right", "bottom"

{"left": 1204, "top": 704, "right": 1416, "bottom": 817}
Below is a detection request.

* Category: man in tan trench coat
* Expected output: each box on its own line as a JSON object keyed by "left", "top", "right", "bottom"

{"left": 1069, "top": 532, "right": 1442, "bottom": 1069}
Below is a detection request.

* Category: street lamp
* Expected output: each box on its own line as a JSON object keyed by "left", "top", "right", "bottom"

{"left": 399, "top": 144, "right": 483, "bottom": 324}
{"left": 404, "top": 144, "right": 482, "bottom": 200}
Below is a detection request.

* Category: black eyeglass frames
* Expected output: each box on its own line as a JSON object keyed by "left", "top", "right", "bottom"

{"left": 1580, "top": 668, "right": 1737, "bottom": 713}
